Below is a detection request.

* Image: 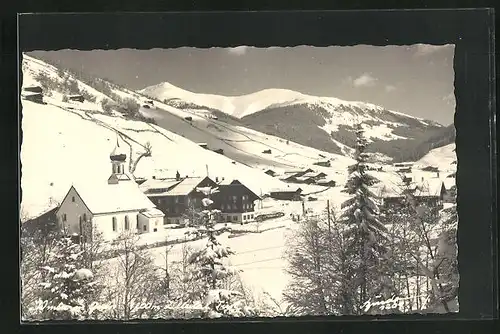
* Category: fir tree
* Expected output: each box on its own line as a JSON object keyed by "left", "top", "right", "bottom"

{"left": 36, "top": 237, "right": 101, "bottom": 320}
{"left": 186, "top": 186, "right": 255, "bottom": 318}
{"left": 339, "top": 123, "right": 390, "bottom": 314}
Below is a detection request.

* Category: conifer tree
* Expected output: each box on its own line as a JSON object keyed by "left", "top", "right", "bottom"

{"left": 339, "top": 123, "right": 390, "bottom": 314}
{"left": 36, "top": 237, "right": 101, "bottom": 320}
{"left": 186, "top": 186, "right": 255, "bottom": 318}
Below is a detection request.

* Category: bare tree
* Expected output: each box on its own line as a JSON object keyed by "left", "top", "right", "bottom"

{"left": 129, "top": 141, "right": 152, "bottom": 175}
{"left": 111, "top": 232, "right": 163, "bottom": 320}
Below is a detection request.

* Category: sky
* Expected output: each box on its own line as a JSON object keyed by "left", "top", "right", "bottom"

{"left": 29, "top": 44, "right": 455, "bottom": 125}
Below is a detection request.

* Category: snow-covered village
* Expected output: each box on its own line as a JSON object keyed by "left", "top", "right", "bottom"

{"left": 20, "top": 46, "right": 458, "bottom": 321}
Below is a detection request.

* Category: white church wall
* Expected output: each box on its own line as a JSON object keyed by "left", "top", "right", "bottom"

{"left": 93, "top": 211, "right": 141, "bottom": 241}
{"left": 56, "top": 187, "right": 93, "bottom": 236}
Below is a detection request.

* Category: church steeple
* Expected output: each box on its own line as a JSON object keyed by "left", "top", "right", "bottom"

{"left": 108, "top": 135, "right": 131, "bottom": 184}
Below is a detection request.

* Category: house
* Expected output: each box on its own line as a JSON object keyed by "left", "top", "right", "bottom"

{"left": 212, "top": 179, "right": 261, "bottom": 224}
{"left": 21, "top": 206, "right": 59, "bottom": 240}
{"left": 23, "top": 92, "right": 44, "bottom": 104}
{"left": 184, "top": 116, "right": 193, "bottom": 121}
{"left": 68, "top": 94, "right": 85, "bottom": 103}
{"left": 213, "top": 148, "right": 224, "bottom": 155}
{"left": 55, "top": 139, "right": 164, "bottom": 241}
{"left": 293, "top": 168, "right": 314, "bottom": 178}
{"left": 197, "top": 143, "right": 209, "bottom": 150}
{"left": 24, "top": 85, "right": 43, "bottom": 93}
{"left": 262, "top": 149, "right": 272, "bottom": 154}
{"left": 141, "top": 174, "right": 218, "bottom": 225}
{"left": 294, "top": 175, "right": 316, "bottom": 184}
{"left": 313, "top": 160, "right": 331, "bottom": 167}
{"left": 316, "top": 179, "right": 336, "bottom": 187}
{"left": 264, "top": 169, "right": 277, "bottom": 177}
{"left": 269, "top": 187, "right": 303, "bottom": 201}
{"left": 379, "top": 179, "right": 446, "bottom": 215}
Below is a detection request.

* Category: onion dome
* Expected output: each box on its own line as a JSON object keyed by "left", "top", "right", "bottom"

{"left": 110, "top": 137, "right": 127, "bottom": 162}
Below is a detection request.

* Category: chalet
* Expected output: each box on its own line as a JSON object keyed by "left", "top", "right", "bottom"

{"left": 269, "top": 187, "right": 303, "bottom": 201}
{"left": 264, "top": 169, "right": 277, "bottom": 177}
{"left": 141, "top": 174, "right": 218, "bottom": 225}
{"left": 421, "top": 166, "right": 439, "bottom": 172}
{"left": 23, "top": 92, "right": 44, "bottom": 104}
{"left": 24, "top": 85, "right": 43, "bottom": 93}
{"left": 212, "top": 179, "right": 261, "bottom": 224}
{"left": 21, "top": 207, "right": 59, "bottom": 240}
{"left": 293, "top": 168, "right": 314, "bottom": 178}
{"left": 213, "top": 148, "right": 224, "bottom": 155}
{"left": 68, "top": 94, "right": 85, "bottom": 103}
{"left": 379, "top": 179, "right": 447, "bottom": 215}
{"left": 316, "top": 179, "right": 336, "bottom": 187}
{"left": 313, "top": 160, "right": 331, "bottom": 167}
{"left": 294, "top": 175, "right": 316, "bottom": 184}
{"left": 393, "top": 162, "right": 414, "bottom": 168}
{"left": 55, "top": 139, "right": 164, "bottom": 241}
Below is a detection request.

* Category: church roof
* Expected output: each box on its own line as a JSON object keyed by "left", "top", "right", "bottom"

{"left": 71, "top": 181, "right": 156, "bottom": 215}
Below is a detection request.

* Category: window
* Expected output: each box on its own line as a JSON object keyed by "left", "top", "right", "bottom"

{"left": 242, "top": 195, "right": 248, "bottom": 201}
{"left": 153, "top": 228, "right": 158, "bottom": 232}
{"left": 72, "top": 196, "right": 75, "bottom": 202}
{"left": 232, "top": 196, "right": 237, "bottom": 203}
{"left": 232, "top": 204, "right": 237, "bottom": 210}
{"left": 83, "top": 213, "right": 87, "bottom": 222}
{"left": 143, "top": 225, "right": 147, "bottom": 231}
{"left": 243, "top": 215, "right": 246, "bottom": 220}
{"left": 158, "top": 198, "right": 162, "bottom": 205}
{"left": 233, "top": 216, "right": 238, "bottom": 222}
{"left": 174, "top": 197, "right": 179, "bottom": 203}
{"left": 226, "top": 216, "right": 231, "bottom": 222}
{"left": 112, "top": 217, "right": 117, "bottom": 231}
{"left": 125, "top": 216, "right": 130, "bottom": 230}
{"left": 155, "top": 221, "right": 158, "bottom": 226}
{"left": 63, "top": 213, "right": 67, "bottom": 222}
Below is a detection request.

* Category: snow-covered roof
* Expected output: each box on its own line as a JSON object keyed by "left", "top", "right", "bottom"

{"left": 413, "top": 178, "right": 444, "bottom": 197}
{"left": 140, "top": 207, "right": 165, "bottom": 218}
{"left": 167, "top": 177, "right": 207, "bottom": 196}
{"left": 270, "top": 186, "right": 302, "bottom": 193}
{"left": 140, "top": 178, "right": 181, "bottom": 195}
{"left": 71, "top": 181, "right": 156, "bottom": 215}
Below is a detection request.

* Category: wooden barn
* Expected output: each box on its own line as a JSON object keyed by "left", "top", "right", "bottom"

{"left": 23, "top": 92, "right": 44, "bottom": 104}
{"left": 68, "top": 94, "right": 85, "bottom": 103}
{"left": 23, "top": 85, "right": 43, "bottom": 94}
{"left": 269, "top": 187, "right": 303, "bottom": 201}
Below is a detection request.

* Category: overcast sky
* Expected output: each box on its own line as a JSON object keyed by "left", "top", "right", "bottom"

{"left": 30, "top": 44, "right": 455, "bottom": 125}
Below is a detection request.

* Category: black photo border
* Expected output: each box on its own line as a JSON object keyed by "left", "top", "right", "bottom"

{"left": 1, "top": 7, "right": 497, "bottom": 334}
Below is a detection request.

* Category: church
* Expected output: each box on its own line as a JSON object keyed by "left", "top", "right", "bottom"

{"left": 55, "top": 138, "right": 165, "bottom": 241}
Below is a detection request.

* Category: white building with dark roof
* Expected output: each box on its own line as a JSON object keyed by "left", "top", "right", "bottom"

{"left": 55, "top": 138, "right": 164, "bottom": 241}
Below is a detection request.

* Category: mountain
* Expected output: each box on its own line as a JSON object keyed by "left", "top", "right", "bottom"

{"left": 20, "top": 54, "right": 355, "bottom": 220}
{"left": 140, "top": 82, "right": 454, "bottom": 162}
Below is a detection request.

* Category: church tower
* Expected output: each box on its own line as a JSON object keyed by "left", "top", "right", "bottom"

{"left": 108, "top": 136, "right": 132, "bottom": 184}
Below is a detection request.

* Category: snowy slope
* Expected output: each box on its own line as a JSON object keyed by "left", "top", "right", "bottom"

{"left": 415, "top": 143, "right": 456, "bottom": 171}
{"left": 20, "top": 55, "right": 354, "bottom": 220}
{"left": 139, "top": 81, "right": 432, "bottom": 126}
{"left": 139, "top": 81, "right": 449, "bottom": 163}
